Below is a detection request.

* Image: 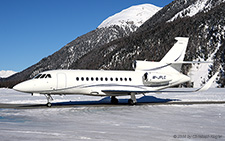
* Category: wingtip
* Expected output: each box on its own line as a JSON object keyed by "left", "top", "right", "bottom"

{"left": 196, "top": 71, "right": 219, "bottom": 92}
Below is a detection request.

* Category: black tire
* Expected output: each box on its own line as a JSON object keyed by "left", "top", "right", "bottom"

{"left": 128, "top": 99, "right": 136, "bottom": 105}
{"left": 111, "top": 96, "right": 118, "bottom": 104}
{"left": 47, "top": 102, "right": 52, "bottom": 107}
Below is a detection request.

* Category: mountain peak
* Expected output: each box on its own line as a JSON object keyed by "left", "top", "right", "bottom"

{"left": 98, "top": 4, "right": 161, "bottom": 29}
{"left": 0, "top": 70, "right": 16, "bottom": 78}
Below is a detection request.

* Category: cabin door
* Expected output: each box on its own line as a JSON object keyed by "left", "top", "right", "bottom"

{"left": 57, "top": 73, "right": 67, "bottom": 89}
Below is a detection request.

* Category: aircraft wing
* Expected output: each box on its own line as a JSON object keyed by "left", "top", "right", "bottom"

{"left": 101, "top": 90, "right": 160, "bottom": 94}
{"left": 196, "top": 71, "right": 219, "bottom": 92}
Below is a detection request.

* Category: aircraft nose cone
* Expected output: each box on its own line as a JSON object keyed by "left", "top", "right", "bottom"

{"left": 13, "top": 83, "right": 26, "bottom": 92}
{"left": 13, "top": 81, "right": 32, "bottom": 93}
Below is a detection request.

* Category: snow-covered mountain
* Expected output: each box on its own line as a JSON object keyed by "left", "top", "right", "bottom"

{"left": 74, "top": 0, "right": 225, "bottom": 88}
{"left": 168, "top": 0, "right": 225, "bottom": 22}
{"left": 0, "top": 3, "right": 161, "bottom": 88}
{"left": 165, "top": 0, "right": 225, "bottom": 88}
{"left": 1, "top": 0, "right": 225, "bottom": 88}
{"left": 98, "top": 4, "right": 161, "bottom": 31}
{"left": 0, "top": 70, "right": 16, "bottom": 78}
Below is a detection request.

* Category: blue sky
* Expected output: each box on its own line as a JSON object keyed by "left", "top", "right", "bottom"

{"left": 0, "top": 0, "right": 173, "bottom": 72}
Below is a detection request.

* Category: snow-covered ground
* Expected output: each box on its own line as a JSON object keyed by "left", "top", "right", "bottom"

{"left": 1, "top": 88, "right": 225, "bottom": 104}
{"left": 0, "top": 88, "right": 224, "bottom": 140}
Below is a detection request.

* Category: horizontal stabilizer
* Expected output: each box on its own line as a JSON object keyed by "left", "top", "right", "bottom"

{"left": 166, "top": 61, "right": 213, "bottom": 64}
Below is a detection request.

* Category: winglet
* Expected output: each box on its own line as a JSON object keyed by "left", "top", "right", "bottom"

{"left": 196, "top": 71, "right": 219, "bottom": 92}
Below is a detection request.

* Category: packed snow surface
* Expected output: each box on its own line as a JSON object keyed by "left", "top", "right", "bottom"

{"left": 0, "top": 88, "right": 224, "bottom": 140}
{"left": 98, "top": 4, "right": 161, "bottom": 28}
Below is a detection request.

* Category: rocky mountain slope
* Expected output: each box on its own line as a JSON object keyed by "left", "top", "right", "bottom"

{"left": 0, "top": 4, "right": 160, "bottom": 88}
{"left": 70, "top": 0, "right": 225, "bottom": 87}
{"left": 1, "top": 0, "right": 225, "bottom": 88}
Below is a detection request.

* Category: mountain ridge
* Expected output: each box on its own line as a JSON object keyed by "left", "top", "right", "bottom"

{"left": 1, "top": 0, "right": 225, "bottom": 88}
{"left": 70, "top": 0, "right": 225, "bottom": 87}
{"left": 0, "top": 3, "right": 160, "bottom": 88}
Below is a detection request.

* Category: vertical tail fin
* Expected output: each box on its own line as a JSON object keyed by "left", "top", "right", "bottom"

{"left": 160, "top": 37, "right": 189, "bottom": 71}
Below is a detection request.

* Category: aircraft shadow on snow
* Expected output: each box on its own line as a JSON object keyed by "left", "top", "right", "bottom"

{"left": 48, "top": 96, "right": 180, "bottom": 107}
{"left": 0, "top": 96, "right": 180, "bottom": 109}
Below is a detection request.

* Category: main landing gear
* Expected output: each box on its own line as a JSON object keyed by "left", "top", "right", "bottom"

{"left": 128, "top": 93, "right": 137, "bottom": 105}
{"left": 110, "top": 93, "right": 137, "bottom": 105}
{"left": 110, "top": 96, "right": 119, "bottom": 104}
{"left": 44, "top": 94, "right": 137, "bottom": 107}
{"left": 45, "top": 94, "right": 53, "bottom": 107}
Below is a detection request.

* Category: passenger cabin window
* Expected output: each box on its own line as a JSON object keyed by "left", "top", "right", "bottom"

{"left": 75, "top": 76, "right": 132, "bottom": 82}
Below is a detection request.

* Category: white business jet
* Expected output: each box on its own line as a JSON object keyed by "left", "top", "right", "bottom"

{"left": 13, "top": 37, "right": 218, "bottom": 107}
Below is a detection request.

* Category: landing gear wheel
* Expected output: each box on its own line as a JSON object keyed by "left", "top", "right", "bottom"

{"left": 47, "top": 102, "right": 52, "bottom": 107}
{"left": 45, "top": 94, "right": 53, "bottom": 107}
{"left": 128, "top": 99, "right": 136, "bottom": 105}
{"left": 128, "top": 93, "right": 137, "bottom": 105}
{"left": 111, "top": 96, "right": 118, "bottom": 104}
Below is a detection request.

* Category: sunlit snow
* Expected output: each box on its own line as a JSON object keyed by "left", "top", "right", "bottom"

{"left": 98, "top": 4, "right": 161, "bottom": 29}
{"left": 0, "top": 70, "right": 16, "bottom": 78}
{"left": 168, "top": 0, "right": 210, "bottom": 22}
{"left": 0, "top": 88, "right": 224, "bottom": 140}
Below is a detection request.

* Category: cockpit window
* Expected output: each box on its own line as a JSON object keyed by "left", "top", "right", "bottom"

{"left": 34, "top": 74, "right": 52, "bottom": 79}
{"left": 40, "top": 74, "right": 46, "bottom": 78}
{"left": 45, "top": 74, "right": 51, "bottom": 78}
{"left": 34, "top": 74, "right": 42, "bottom": 79}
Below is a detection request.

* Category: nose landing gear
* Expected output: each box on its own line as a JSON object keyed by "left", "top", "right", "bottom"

{"left": 45, "top": 94, "right": 53, "bottom": 107}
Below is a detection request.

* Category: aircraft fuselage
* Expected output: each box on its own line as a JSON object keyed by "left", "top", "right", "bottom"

{"left": 14, "top": 69, "right": 190, "bottom": 96}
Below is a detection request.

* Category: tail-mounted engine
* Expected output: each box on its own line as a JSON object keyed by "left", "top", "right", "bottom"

{"left": 142, "top": 72, "right": 172, "bottom": 87}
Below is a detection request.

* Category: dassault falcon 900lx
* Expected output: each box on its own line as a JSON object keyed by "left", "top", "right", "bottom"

{"left": 13, "top": 37, "right": 218, "bottom": 107}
